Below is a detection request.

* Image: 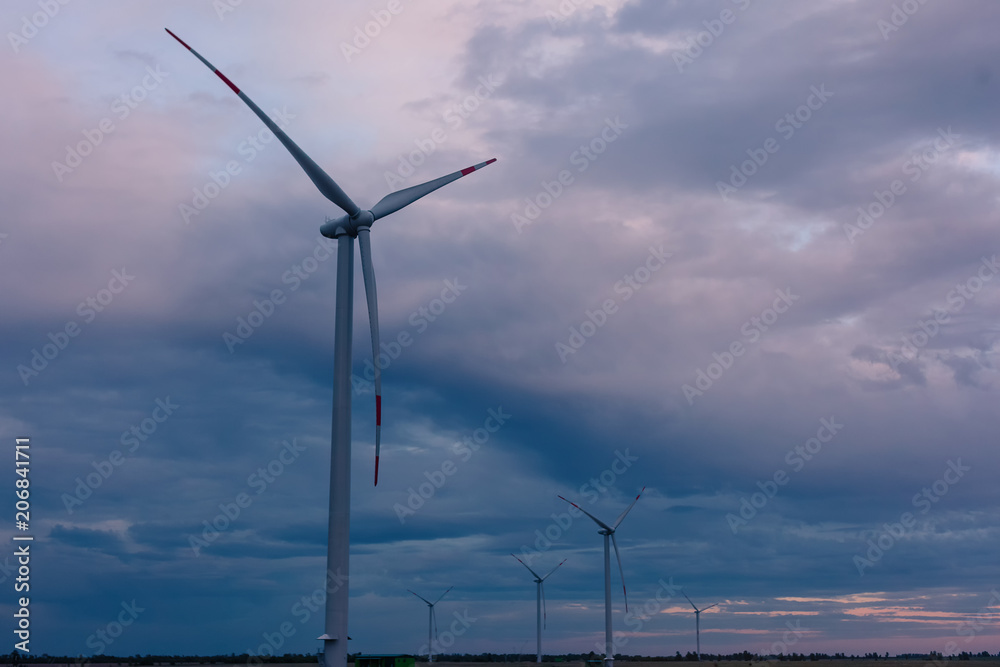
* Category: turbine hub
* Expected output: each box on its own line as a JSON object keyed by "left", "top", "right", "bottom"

{"left": 353, "top": 209, "right": 375, "bottom": 230}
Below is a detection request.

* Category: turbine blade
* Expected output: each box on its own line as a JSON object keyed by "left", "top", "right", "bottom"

{"left": 611, "top": 486, "right": 645, "bottom": 530}
{"left": 165, "top": 29, "right": 360, "bottom": 217}
{"left": 540, "top": 558, "right": 567, "bottom": 582}
{"left": 610, "top": 533, "right": 628, "bottom": 613}
{"left": 369, "top": 159, "right": 497, "bottom": 221}
{"left": 703, "top": 603, "right": 719, "bottom": 611}
{"left": 433, "top": 586, "right": 453, "bottom": 605}
{"left": 682, "top": 592, "right": 698, "bottom": 611}
{"left": 557, "top": 495, "right": 612, "bottom": 532}
{"left": 408, "top": 590, "right": 432, "bottom": 605}
{"left": 512, "top": 554, "right": 543, "bottom": 580}
{"left": 357, "top": 228, "right": 382, "bottom": 486}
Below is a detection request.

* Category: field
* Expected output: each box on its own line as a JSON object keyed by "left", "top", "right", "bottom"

{"left": 10, "top": 662, "right": 1000, "bottom": 667}
{"left": 419, "top": 662, "right": 1000, "bottom": 667}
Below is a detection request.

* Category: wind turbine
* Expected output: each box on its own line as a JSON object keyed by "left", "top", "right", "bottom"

{"left": 409, "top": 587, "right": 453, "bottom": 663}
{"left": 682, "top": 592, "right": 719, "bottom": 661}
{"left": 558, "top": 488, "right": 644, "bottom": 667}
{"left": 512, "top": 555, "right": 566, "bottom": 663}
{"left": 166, "top": 29, "right": 496, "bottom": 667}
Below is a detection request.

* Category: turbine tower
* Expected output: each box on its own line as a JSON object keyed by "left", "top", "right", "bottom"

{"left": 558, "top": 488, "right": 644, "bottom": 667}
{"left": 512, "top": 555, "right": 566, "bottom": 663}
{"left": 682, "top": 592, "right": 718, "bottom": 661}
{"left": 409, "top": 587, "right": 453, "bottom": 663}
{"left": 166, "top": 29, "right": 495, "bottom": 667}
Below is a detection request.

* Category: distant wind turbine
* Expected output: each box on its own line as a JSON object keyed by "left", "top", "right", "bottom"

{"left": 512, "top": 555, "right": 567, "bottom": 663}
{"left": 167, "top": 28, "right": 495, "bottom": 667}
{"left": 682, "top": 592, "right": 719, "bottom": 661}
{"left": 409, "top": 587, "right": 453, "bottom": 663}
{"left": 558, "top": 488, "right": 644, "bottom": 667}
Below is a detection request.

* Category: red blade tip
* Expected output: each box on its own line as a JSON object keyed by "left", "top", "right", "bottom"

{"left": 164, "top": 28, "right": 191, "bottom": 50}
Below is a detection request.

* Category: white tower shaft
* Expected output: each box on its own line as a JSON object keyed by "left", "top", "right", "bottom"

{"left": 428, "top": 606, "right": 434, "bottom": 663}
{"left": 603, "top": 532, "right": 613, "bottom": 667}
{"left": 322, "top": 236, "right": 354, "bottom": 667}
{"left": 536, "top": 581, "right": 542, "bottom": 662}
{"left": 696, "top": 611, "right": 701, "bottom": 660}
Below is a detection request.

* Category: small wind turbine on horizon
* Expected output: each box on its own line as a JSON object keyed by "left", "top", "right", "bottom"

{"left": 682, "top": 592, "right": 719, "bottom": 661}
{"left": 512, "top": 554, "right": 567, "bottom": 663}
{"left": 409, "top": 587, "right": 453, "bottom": 663}
{"left": 558, "top": 487, "right": 644, "bottom": 667}
{"left": 166, "top": 28, "right": 495, "bottom": 667}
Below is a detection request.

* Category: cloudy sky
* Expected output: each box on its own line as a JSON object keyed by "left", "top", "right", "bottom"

{"left": 3, "top": 0, "right": 1000, "bottom": 659}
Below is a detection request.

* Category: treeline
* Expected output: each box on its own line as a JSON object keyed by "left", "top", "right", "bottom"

{"left": 4, "top": 651, "right": 997, "bottom": 665}
{"left": 3, "top": 655, "right": 316, "bottom": 665}
{"left": 423, "top": 652, "right": 997, "bottom": 662}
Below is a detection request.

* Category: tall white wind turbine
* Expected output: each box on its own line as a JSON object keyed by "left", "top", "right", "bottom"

{"left": 409, "top": 587, "right": 453, "bottom": 663}
{"left": 512, "top": 555, "right": 566, "bottom": 663}
{"left": 682, "top": 592, "right": 719, "bottom": 661}
{"left": 558, "top": 488, "right": 644, "bottom": 667}
{"left": 167, "top": 29, "right": 496, "bottom": 667}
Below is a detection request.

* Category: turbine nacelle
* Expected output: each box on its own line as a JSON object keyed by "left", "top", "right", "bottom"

{"left": 321, "top": 210, "right": 374, "bottom": 239}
